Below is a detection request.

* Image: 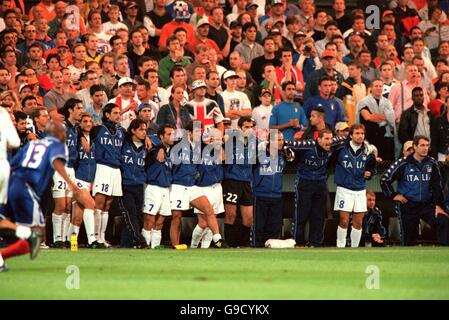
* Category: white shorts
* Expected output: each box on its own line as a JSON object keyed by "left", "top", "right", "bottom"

{"left": 170, "top": 184, "right": 205, "bottom": 211}
{"left": 334, "top": 186, "right": 367, "bottom": 213}
{"left": 0, "top": 160, "right": 10, "bottom": 205}
{"left": 92, "top": 164, "right": 122, "bottom": 197}
{"left": 194, "top": 183, "right": 224, "bottom": 214}
{"left": 52, "top": 167, "right": 76, "bottom": 198}
{"left": 143, "top": 184, "right": 171, "bottom": 216}
{"left": 76, "top": 179, "right": 93, "bottom": 192}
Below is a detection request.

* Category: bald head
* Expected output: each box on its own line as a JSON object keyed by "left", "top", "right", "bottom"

{"left": 45, "top": 120, "right": 67, "bottom": 142}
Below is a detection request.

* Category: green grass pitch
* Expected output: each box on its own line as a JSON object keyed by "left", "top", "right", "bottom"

{"left": 1, "top": 247, "right": 449, "bottom": 299}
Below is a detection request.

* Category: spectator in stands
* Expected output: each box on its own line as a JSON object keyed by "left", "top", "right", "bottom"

{"left": 158, "top": 36, "right": 191, "bottom": 88}
{"left": 398, "top": 87, "right": 434, "bottom": 144}
{"left": 252, "top": 89, "right": 273, "bottom": 135}
{"left": 156, "top": 84, "right": 191, "bottom": 131}
{"left": 428, "top": 82, "right": 449, "bottom": 118}
{"left": 304, "top": 76, "right": 345, "bottom": 129}
{"left": 220, "top": 70, "right": 251, "bottom": 129}
{"left": 357, "top": 79, "right": 396, "bottom": 160}
{"left": 86, "top": 84, "right": 105, "bottom": 125}
{"left": 44, "top": 70, "right": 77, "bottom": 121}
{"left": 235, "top": 22, "right": 264, "bottom": 71}
{"left": 269, "top": 81, "right": 308, "bottom": 140}
{"left": 144, "top": 68, "right": 169, "bottom": 110}
{"left": 333, "top": 0, "right": 352, "bottom": 33}
{"left": 250, "top": 36, "right": 281, "bottom": 85}
{"left": 304, "top": 50, "right": 344, "bottom": 101}
{"left": 315, "top": 21, "right": 340, "bottom": 56}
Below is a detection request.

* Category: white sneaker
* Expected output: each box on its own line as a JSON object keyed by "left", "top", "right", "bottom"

{"left": 40, "top": 242, "right": 50, "bottom": 249}
{"left": 102, "top": 241, "right": 112, "bottom": 248}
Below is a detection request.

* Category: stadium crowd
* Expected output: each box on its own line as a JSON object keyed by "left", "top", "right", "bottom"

{"left": 1, "top": 0, "right": 449, "bottom": 259}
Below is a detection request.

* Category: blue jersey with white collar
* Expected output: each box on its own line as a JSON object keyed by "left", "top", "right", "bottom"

{"left": 285, "top": 136, "right": 348, "bottom": 181}
{"left": 334, "top": 141, "right": 377, "bottom": 191}
{"left": 252, "top": 144, "right": 287, "bottom": 199}
{"left": 380, "top": 155, "right": 443, "bottom": 204}
{"left": 92, "top": 121, "right": 126, "bottom": 169}
{"left": 170, "top": 139, "right": 201, "bottom": 186}
{"left": 224, "top": 131, "right": 257, "bottom": 183}
{"left": 196, "top": 144, "right": 223, "bottom": 187}
{"left": 145, "top": 144, "right": 173, "bottom": 188}
{"left": 9, "top": 136, "right": 68, "bottom": 199}
{"left": 75, "top": 135, "right": 96, "bottom": 182}
{"left": 121, "top": 139, "right": 147, "bottom": 186}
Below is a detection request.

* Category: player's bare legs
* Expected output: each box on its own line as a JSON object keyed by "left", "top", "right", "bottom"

{"left": 170, "top": 210, "right": 183, "bottom": 246}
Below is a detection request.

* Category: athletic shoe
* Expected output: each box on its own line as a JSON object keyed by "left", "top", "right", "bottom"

{"left": 134, "top": 241, "right": 149, "bottom": 249}
{"left": 101, "top": 241, "right": 112, "bottom": 248}
{"left": 64, "top": 241, "right": 71, "bottom": 249}
{"left": 51, "top": 241, "right": 65, "bottom": 248}
{"left": 87, "top": 241, "right": 105, "bottom": 249}
{"left": 28, "top": 229, "right": 42, "bottom": 260}
{"left": 40, "top": 242, "right": 50, "bottom": 249}
{"left": 212, "top": 239, "right": 228, "bottom": 248}
{"left": 153, "top": 245, "right": 164, "bottom": 250}
{"left": 0, "top": 263, "right": 8, "bottom": 272}
{"left": 174, "top": 244, "right": 188, "bottom": 250}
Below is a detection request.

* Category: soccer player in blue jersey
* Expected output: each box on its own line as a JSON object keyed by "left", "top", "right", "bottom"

{"left": 380, "top": 136, "right": 449, "bottom": 246}
{"left": 190, "top": 128, "right": 225, "bottom": 249}
{"left": 0, "top": 122, "right": 81, "bottom": 271}
{"left": 51, "top": 99, "right": 82, "bottom": 248}
{"left": 142, "top": 124, "right": 174, "bottom": 249}
{"left": 73, "top": 113, "right": 100, "bottom": 248}
{"left": 223, "top": 116, "right": 257, "bottom": 247}
{"left": 90, "top": 103, "right": 127, "bottom": 247}
{"left": 118, "top": 119, "right": 148, "bottom": 248}
{"left": 285, "top": 129, "right": 347, "bottom": 247}
{"left": 334, "top": 124, "right": 377, "bottom": 248}
{"left": 169, "top": 121, "right": 226, "bottom": 248}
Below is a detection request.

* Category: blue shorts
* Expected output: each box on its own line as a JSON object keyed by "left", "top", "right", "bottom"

{"left": 3, "top": 176, "right": 44, "bottom": 227}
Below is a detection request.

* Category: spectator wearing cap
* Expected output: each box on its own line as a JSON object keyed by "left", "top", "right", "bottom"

{"left": 138, "top": 101, "right": 159, "bottom": 135}
{"left": 188, "top": 18, "right": 223, "bottom": 61}
{"left": 269, "top": 81, "right": 308, "bottom": 140}
{"left": 185, "top": 79, "right": 224, "bottom": 133}
{"left": 208, "top": 7, "right": 231, "bottom": 58}
{"left": 342, "top": 32, "right": 366, "bottom": 65}
{"left": 252, "top": 89, "right": 273, "bottom": 134}
{"left": 122, "top": 1, "right": 143, "bottom": 31}
{"left": 250, "top": 37, "right": 281, "bottom": 85}
{"left": 44, "top": 70, "right": 77, "bottom": 121}
{"left": 333, "top": 0, "right": 352, "bottom": 33}
{"left": 158, "top": 36, "right": 191, "bottom": 88}
{"left": 158, "top": 1, "right": 195, "bottom": 52}
{"left": 303, "top": 49, "right": 344, "bottom": 101}
{"left": 356, "top": 79, "right": 396, "bottom": 160}
{"left": 315, "top": 21, "right": 340, "bottom": 57}
{"left": 229, "top": 20, "right": 243, "bottom": 53}
{"left": 108, "top": 77, "right": 140, "bottom": 129}
{"left": 235, "top": 22, "right": 264, "bottom": 71}
{"left": 85, "top": 84, "right": 106, "bottom": 125}
{"left": 269, "top": 0, "right": 286, "bottom": 25}
{"left": 304, "top": 75, "right": 346, "bottom": 129}
{"left": 220, "top": 70, "right": 252, "bottom": 128}
{"left": 335, "top": 121, "right": 349, "bottom": 137}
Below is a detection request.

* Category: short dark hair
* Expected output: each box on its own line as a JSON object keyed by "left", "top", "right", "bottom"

{"left": 324, "top": 20, "right": 338, "bottom": 30}
{"left": 318, "top": 76, "right": 332, "bottom": 86}
{"left": 412, "top": 86, "right": 423, "bottom": 95}
{"left": 90, "top": 84, "right": 104, "bottom": 96}
{"left": 102, "top": 103, "right": 119, "bottom": 122}
{"left": 349, "top": 123, "right": 365, "bottom": 136}
{"left": 238, "top": 116, "right": 253, "bottom": 128}
{"left": 158, "top": 124, "right": 176, "bottom": 137}
{"left": 21, "top": 95, "right": 37, "bottom": 109}
{"left": 242, "top": 22, "right": 257, "bottom": 33}
{"left": 312, "top": 106, "right": 326, "bottom": 116}
{"left": 281, "top": 81, "right": 295, "bottom": 91}
{"left": 63, "top": 98, "right": 83, "bottom": 117}
{"left": 127, "top": 118, "right": 146, "bottom": 136}
{"left": 413, "top": 135, "right": 429, "bottom": 146}
{"left": 14, "top": 110, "right": 27, "bottom": 122}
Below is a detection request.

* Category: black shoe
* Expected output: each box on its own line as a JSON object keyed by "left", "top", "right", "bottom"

{"left": 212, "top": 239, "right": 228, "bottom": 248}
{"left": 134, "top": 241, "right": 149, "bottom": 249}
{"left": 87, "top": 241, "right": 105, "bottom": 249}
{"left": 51, "top": 241, "right": 65, "bottom": 248}
{"left": 64, "top": 241, "right": 71, "bottom": 249}
{"left": 28, "top": 229, "right": 42, "bottom": 260}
